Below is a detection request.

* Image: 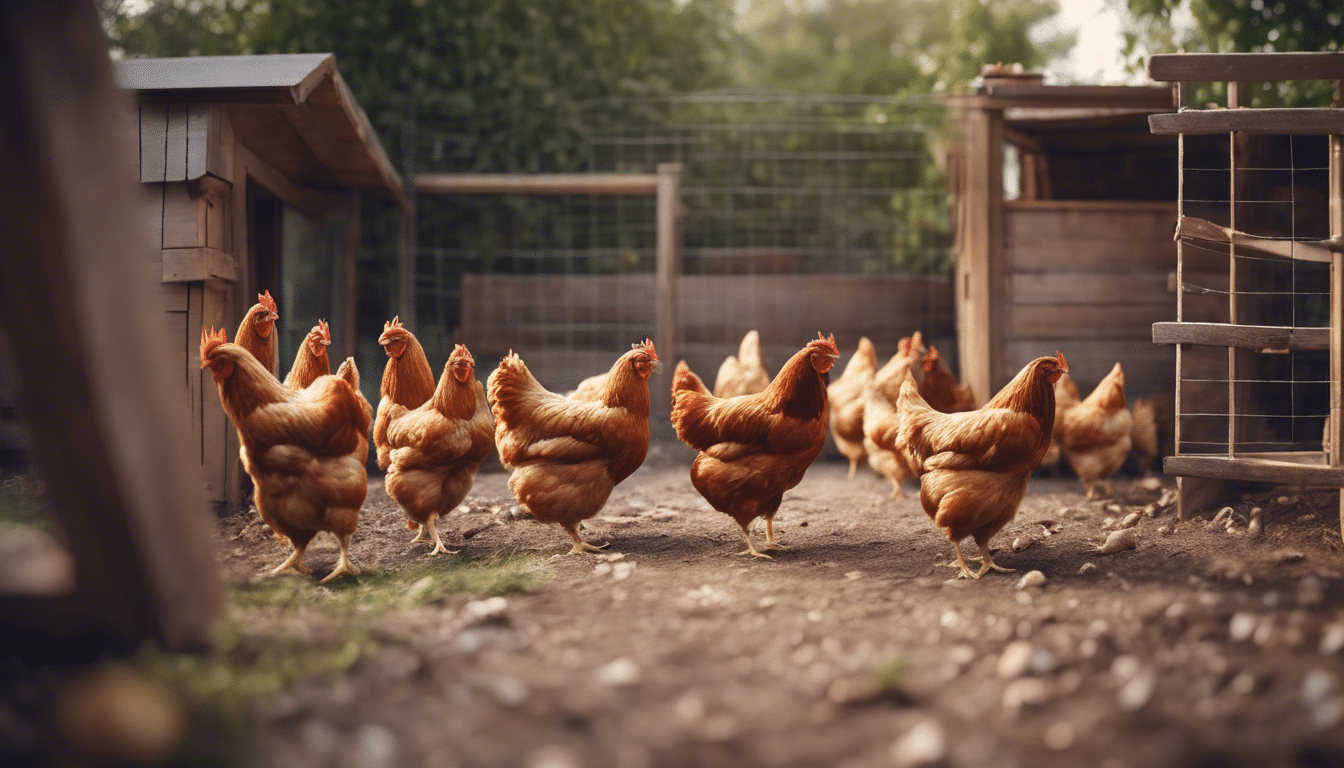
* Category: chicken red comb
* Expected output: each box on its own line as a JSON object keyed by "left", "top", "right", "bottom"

{"left": 810, "top": 332, "right": 838, "bottom": 357}
{"left": 1055, "top": 350, "right": 1068, "bottom": 372}
{"left": 632, "top": 338, "right": 657, "bottom": 360}
{"left": 200, "top": 325, "right": 228, "bottom": 366}
{"left": 317, "top": 319, "right": 330, "bottom": 341}
{"left": 923, "top": 345, "right": 940, "bottom": 371}
{"left": 451, "top": 343, "right": 474, "bottom": 362}
{"left": 258, "top": 290, "right": 277, "bottom": 315}
{"left": 384, "top": 316, "right": 403, "bottom": 333}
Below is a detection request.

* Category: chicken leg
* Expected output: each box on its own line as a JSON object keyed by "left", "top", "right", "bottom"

{"left": 846, "top": 458, "right": 858, "bottom": 480}
{"left": 971, "top": 537, "right": 1013, "bottom": 579}
{"left": 760, "top": 517, "right": 787, "bottom": 551}
{"left": 734, "top": 522, "right": 773, "bottom": 559}
{"left": 563, "top": 523, "right": 609, "bottom": 555}
{"left": 319, "top": 533, "right": 361, "bottom": 584}
{"left": 407, "top": 519, "right": 429, "bottom": 544}
{"left": 422, "top": 514, "right": 459, "bottom": 556}
{"left": 268, "top": 542, "right": 312, "bottom": 577}
{"left": 948, "top": 539, "right": 979, "bottom": 580}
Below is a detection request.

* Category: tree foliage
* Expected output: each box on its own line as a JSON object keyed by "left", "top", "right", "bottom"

{"left": 1122, "top": 0, "right": 1343, "bottom": 107}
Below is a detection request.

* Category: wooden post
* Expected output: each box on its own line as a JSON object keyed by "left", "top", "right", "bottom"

{"left": 1174, "top": 80, "right": 1190, "bottom": 521}
{"left": 399, "top": 190, "right": 416, "bottom": 328}
{"left": 1228, "top": 81, "right": 1241, "bottom": 459}
{"left": 1330, "top": 80, "right": 1343, "bottom": 541}
{"left": 655, "top": 163, "right": 682, "bottom": 418}
{"left": 957, "top": 105, "right": 1004, "bottom": 403}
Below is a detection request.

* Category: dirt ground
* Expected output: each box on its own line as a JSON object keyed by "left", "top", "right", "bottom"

{"left": 209, "top": 449, "right": 1344, "bottom": 768}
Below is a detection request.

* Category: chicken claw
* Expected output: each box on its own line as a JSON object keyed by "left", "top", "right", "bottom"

{"left": 319, "top": 537, "right": 361, "bottom": 584}
{"left": 563, "top": 524, "right": 609, "bottom": 555}
{"left": 760, "top": 519, "right": 787, "bottom": 551}
{"left": 421, "top": 515, "right": 460, "bottom": 556}
{"left": 268, "top": 545, "right": 313, "bottom": 577}
{"left": 735, "top": 527, "right": 773, "bottom": 559}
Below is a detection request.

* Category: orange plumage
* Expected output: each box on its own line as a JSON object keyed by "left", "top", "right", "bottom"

{"left": 283, "top": 319, "right": 332, "bottom": 390}
{"left": 235, "top": 289, "right": 279, "bottom": 377}
{"left": 862, "top": 331, "right": 925, "bottom": 497}
{"left": 827, "top": 336, "right": 878, "bottom": 479}
{"left": 374, "top": 317, "right": 437, "bottom": 471}
{"left": 670, "top": 333, "right": 839, "bottom": 558}
{"left": 384, "top": 344, "right": 496, "bottom": 556}
{"left": 1061, "top": 362, "right": 1132, "bottom": 500}
{"left": 488, "top": 340, "right": 657, "bottom": 554}
{"left": 919, "top": 345, "right": 977, "bottom": 413}
{"left": 890, "top": 351, "right": 1068, "bottom": 579}
{"left": 200, "top": 326, "right": 372, "bottom": 583}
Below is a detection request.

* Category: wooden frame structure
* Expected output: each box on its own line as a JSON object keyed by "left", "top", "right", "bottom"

{"left": 1147, "top": 52, "right": 1344, "bottom": 532}
{"left": 948, "top": 72, "right": 1179, "bottom": 404}
{"left": 115, "top": 53, "right": 408, "bottom": 512}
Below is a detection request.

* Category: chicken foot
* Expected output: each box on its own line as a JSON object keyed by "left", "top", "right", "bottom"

{"left": 760, "top": 517, "right": 787, "bottom": 551}
{"left": 735, "top": 523, "right": 773, "bottom": 559}
{"left": 846, "top": 458, "right": 859, "bottom": 480}
{"left": 563, "top": 523, "right": 609, "bottom": 555}
{"left": 407, "top": 519, "right": 429, "bottom": 544}
{"left": 421, "top": 514, "right": 459, "bottom": 556}
{"left": 319, "top": 533, "right": 361, "bottom": 584}
{"left": 268, "top": 542, "right": 312, "bottom": 577}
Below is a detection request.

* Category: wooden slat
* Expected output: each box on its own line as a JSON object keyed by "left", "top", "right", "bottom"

{"left": 1152, "top": 321, "right": 1328, "bottom": 350}
{"left": 161, "top": 183, "right": 202, "bottom": 249}
{"left": 1009, "top": 272, "right": 1172, "bottom": 306}
{"left": 139, "top": 102, "right": 167, "bottom": 183}
{"left": 185, "top": 103, "right": 209, "bottom": 181}
{"left": 415, "top": 173, "right": 660, "bottom": 196}
{"left": 1178, "top": 215, "right": 1340, "bottom": 263}
{"left": 1005, "top": 205, "right": 1176, "bottom": 244}
{"left": 1165, "top": 453, "right": 1344, "bottom": 486}
{"left": 1148, "top": 52, "right": 1344, "bottom": 84}
{"left": 1008, "top": 303, "right": 1172, "bottom": 339}
{"left": 115, "top": 53, "right": 332, "bottom": 103}
{"left": 164, "top": 103, "right": 189, "bottom": 181}
{"left": 1006, "top": 238, "right": 1178, "bottom": 270}
{"left": 981, "top": 84, "right": 1174, "bottom": 107}
{"left": 205, "top": 105, "right": 233, "bottom": 183}
{"left": 1150, "top": 109, "right": 1344, "bottom": 136}
{"left": 161, "top": 247, "right": 238, "bottom": 283}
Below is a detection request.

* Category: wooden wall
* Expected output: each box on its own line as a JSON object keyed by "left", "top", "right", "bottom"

{"left": 1000, "top": 200, "right": 1178, "bottom": 399}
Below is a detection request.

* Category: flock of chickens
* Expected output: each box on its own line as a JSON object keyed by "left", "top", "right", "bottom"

{"left": 198, "top": 291, "right": 1158, "bottom": 585}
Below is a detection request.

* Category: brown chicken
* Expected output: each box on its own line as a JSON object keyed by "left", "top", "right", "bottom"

{"left": 200, "top": 326, "right": 372, "bottom": 583}
{"left": 1061, "top": 362, "right": 1133, "bottom": 500}
{"left": 1040, "top": 372, "right": 1081, "bottom": 471}
{"left": 862, "top": 331, "right": 925, "bottom": 497}
{"left": 283, "top": 319, "right": 331, "bottom": 390}
{"left": 565, "top": 372, "right": 607, "bottom": 402}
{"left": 374, "top": 317, "right": 437, "bottom": 471}
{"left": 671, "top": 333, "right": 839, "bottom": 558}
{"left": 1128, "top": 397, "right": 1160, "bottom": 475}
{"left": 920, "top": 345, "right": 976, "bottom": 413}
{"left": 828, "top": 336, "right": 878, "bottom": 479}
{"left": 384, "top": 344, "right": 495, "bottom": 556}
{"left": 235, "top": 289, "right": 279, "bottom": 377}
{"left": 891, "top": 351, "right": 1068, "bottom": 579}
{"left": 488, "top": 340, "right": 658, "bottom": 554}
{"left": 713, "top": 329, "right": 771, "bottom": 398}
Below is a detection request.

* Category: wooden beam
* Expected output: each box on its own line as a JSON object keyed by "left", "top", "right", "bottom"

{"left": 232, "top": 140, "right": 351, "bottom": 221}
{"left": 1165, "top": 454, "right": 1344, "bottom": 486}
{"left": 1177, "top": 215, "right": 1340, "bottom": 263}
{"left": 415, "top": 173, "right": 660, "bottom": 196}
{"left": 1148, "top": 52, "right": 1344, "bottom": 84}
{"left": 1150, "top": 108, "right": 1344, "bottom": 136}
{"left": 1152, "top": 321, "right": 1328, "bottom": 351}
{"left": 161, "top": 246, "right": 239, "bottom": 282}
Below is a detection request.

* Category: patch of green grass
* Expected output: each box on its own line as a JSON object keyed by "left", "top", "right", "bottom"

{"left": 872, "top": 655, "right": 905, "bottom": 692}
{"left": 0, "top": 473, "right": 52, "bottom": 532}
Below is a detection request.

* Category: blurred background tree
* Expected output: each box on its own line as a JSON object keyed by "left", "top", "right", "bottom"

{"left": 1121, "top": 0, "right": 1343, "bottom": 107}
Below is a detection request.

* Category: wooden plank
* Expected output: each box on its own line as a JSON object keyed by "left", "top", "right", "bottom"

{"left": 161, "top": 183, "right": 202, "bottom": 249}
{"left": 139, "top": 101, "right": 168, "bottom": 183}
{"left": 232, "top": 140, "right": 350, "bottom": 221}
{"left": 415, "top": 173, "right": 660, "bottom": 197}
{"left": 1165, "top": 454, "right": 1344, "bottom": 486}
{"left": 1005, "top": 205, "right": 1176, "bottom": 244}
{"left": 1178, "top": 215, "right": 1339, "bottom": 263}
{"left": 156, "top": 281, "right": 189, "bottom": 313}
{"left": 115, "top": 53, "right": 332, "bottom": 102}
{"left": 981, "top": 84, "right": 1173, "bottom": 107}
{"left": 185, "top": 104, "right": 209, "bottom": 180}
{"left": 1152, "top": 321, "right": 1328, "bottom": 351}
{"left": 1008, "top": 303, "right": 1173, "bottom": 339}
{"left": 164, "top": 103, "right": 189, "bottom": 181}
{"left": 1150, "top": 109, "right": 1344, "bottom": 136}
{"left": 0, "top": 0, "right": 220, "bottom": 652}
{"left": 1006, "top": 238, "right": 1178, "bottom": 271}
{"left": 1009, "top": 272, "right": 1173, "bottom": 306}
{"left": 1004, "top": 199, "right": 1176, "bottom": 214}
{"left": 162, "top": 247, "right": 239, "bottom": 283}
{"left": 205, "top": 105, "right": 233, "bottom": 183}
{"left": 199, "top": 174, "right": 230, "bottom": 252}
{"left": 1148, "top": 52, "right": 1344, "bottom": 84}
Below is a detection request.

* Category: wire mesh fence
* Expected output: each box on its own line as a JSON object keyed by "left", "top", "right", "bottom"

{"left": 406, "top": 92, "right": 956, "bottom": 439}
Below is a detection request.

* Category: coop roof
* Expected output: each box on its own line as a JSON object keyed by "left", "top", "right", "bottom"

{"left": 116, "top": 53, "right": 408, "bottom": 209}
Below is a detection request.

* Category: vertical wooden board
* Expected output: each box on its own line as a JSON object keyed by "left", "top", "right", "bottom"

{"left": 193, "top": 282, "right": 225, "bottom": 506}
{"left": 161, "top": 183, "right": 202, "bottom": 249}
{"left": 142, "top": 182, "right": 165, "bottom": 251}
{"left": 139, "top": 102, "right": 168, "bottom": 183}
{"left": 156, "top": 281, "right": 189, "bottom": 313}
{"left": 164, "top": 103, "right": 190, "bottom": 182}
{"left": 203, "top": 187, "right": 227, "bottom": 252}
{"left": 206, "top": 106, "right": 233, "bottom": 184}
{"left": 186, "top": 104, "right": 209, "bottom": 181}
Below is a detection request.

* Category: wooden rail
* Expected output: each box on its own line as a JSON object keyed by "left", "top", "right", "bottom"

{"left": 1148, "top": 52, "right": 1344, "bottom": 84}
{"left": 1150, "top": 109, "right": 1344, "bottom": 136}
{"left": 414, "top": 173, "right": 660, "bottom": 196}
{"left": 1177, "top": 215, "right": 1341, "bottom": 264}
{"left": 1152, "top": 322, "right": 1328, "bottom": 351}
{"left": 1165, "top": 454, "right": 1344, "bottom": 487}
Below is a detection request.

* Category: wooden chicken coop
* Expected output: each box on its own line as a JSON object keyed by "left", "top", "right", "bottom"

{"left": 948, "top": 70, "right": 1179, "bottom": 406}
{"left": 1145, "top": 52, "right": 1344, "bottom": 529}
{"left": 114, "top": 54, "right": 410, "bottom": 512}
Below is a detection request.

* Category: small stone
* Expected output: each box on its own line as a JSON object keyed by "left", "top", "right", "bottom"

{"left": 826, "top": 676, "right": 881, "bottom": 705}
{"left": 674, "top": 693, "right": 706, "bottom": 722}
{"left": 594, "top": 658, "right": 641, "bottom": 688}
{"left": 1229, "top": 612, "right": 1258, "bottom": 642}
{"left": 1319, "top": 623, "right": 1344, "bottom": 655}
{"left": 1002, "top": 678, "right": 1051, "bottom": 710}
{"left": 1030, "top": 648, "right": 1057, "bottom": 675}
{"left": 1011, "top": 536, "right": 1035, "bottom": 552}
{"left": 1302, "top": 670, "right": 1337, "bottom": 706}
{"left": 1157, "top": 525, "right": 1171, "bottom": 536}
{"left": 1099, "top": 529, "right": 1137, "bottom": 555}
{"left": 1297, "top": 576, "right": 1325, "bottom": 607}
{"left": 353, "top": 724, "right": 397, "bottom": 768}
{"left": 1016, "top": 570, "right": 1046, "bottom": 589}
{"left": 460, "top": 520, "right": 496, "bottom": 539}
{"left": 612, "top": 562, "right": 636, "bottom": 581}
{"left": 1118, "top": 671, "right": 1156, "bottom": 712}
{"left": 1043, "top": 721, "right": 1076, "bottom": 751}
{"left": 1275, "top": 550, "right": 1307, "bottom": 564}
{"left": 892, "top": 720, "right": 947, "bottom": 767}
{"left": 462, "top": 597, "right": 509, "bottom": 624}
{"left": 1110, "top": 655, "right": 1141, "bottom": 680}
{"left": 1077, "top": 562, "right": 1099, "bottom": 576}
{"left": 997, "top": 641, "right": 1035, "bottom": 679}
{"left": 1164, "top": 602, "right": 1188, "bottom": 620}
{"left": 1120, "top": 512, "right": 1142, "bottom": 529}
{"left": 1105, "top": 503, "right": 1123, "bottom": 514}
{"left": 1247, "top": 507, "right": 1264, "bottom": 537}
{"left": 844, "top": 570, "right": 864, "bottom": 581}
{"left": 1139, "top": 477, "right": 1163, "bottom": 491}
{"left": 1143, "top": 503, "right": 1160, "bottom": 518}
{"left": 1229, "top": 672, "right": 1257, "bottom": 696}
{"left": 594, "top": 562, "right": 613, "bottom": 577}
{"left": 487, "top": 677, "right": 529, "bottom": 708}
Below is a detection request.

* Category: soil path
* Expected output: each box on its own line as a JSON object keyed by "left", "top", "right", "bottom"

{"left": 218, "top": 458, "right": 1344, "bottom": 768}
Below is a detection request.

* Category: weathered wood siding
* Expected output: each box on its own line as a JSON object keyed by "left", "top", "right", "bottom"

{"left": 1001, "top": 200, "right": 1178, "bottom": 398}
